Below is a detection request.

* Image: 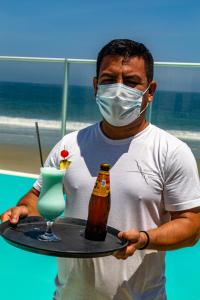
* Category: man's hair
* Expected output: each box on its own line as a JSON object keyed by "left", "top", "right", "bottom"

{"left": 96, "top": 39, "right": 154, "bottom": 82}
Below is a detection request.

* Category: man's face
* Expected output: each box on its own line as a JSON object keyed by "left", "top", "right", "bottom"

{"left": 94, "top": 55, "right": 156, "bottom": 110}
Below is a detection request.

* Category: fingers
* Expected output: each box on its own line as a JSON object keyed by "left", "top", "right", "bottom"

{"left": 113, "top": 229, "right": 141, "bottom": 260}
{"left": 1, "top": 209, "right": 12, "bottom": 222}
{"left": 10, "top": 207, "right": 21, "bottom": 223}
{"left": 113, "top": 243, "right": 137, "bottom": 260}
{"left": 118, "top": 229, "right": 140, "bottom": 243}
{"left": 1, "top": 206, "right": 28, "bottom": 223}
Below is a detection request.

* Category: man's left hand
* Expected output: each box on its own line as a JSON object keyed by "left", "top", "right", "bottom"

{"left": 113, "top": 230, "right": 148, "bottom": 260}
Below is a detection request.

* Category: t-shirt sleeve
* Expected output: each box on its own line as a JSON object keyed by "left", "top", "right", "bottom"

{"left": 33, "top": 140, "right": 61, "bottom": 192}
{"left": 163, "top": 143, "right": 200, "bottom": 211}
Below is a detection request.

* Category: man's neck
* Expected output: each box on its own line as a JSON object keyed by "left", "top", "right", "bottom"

{"left": 100, "top": 118, "right": 149, "bottom": 140}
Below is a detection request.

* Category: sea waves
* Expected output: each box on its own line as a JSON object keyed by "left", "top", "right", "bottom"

{"left": 167, "top": 130, "right": 200, "bottom": 141}
{"left": 0, "top": 116, "right": 199, "bottom": 141}
{"left": 0, "top": 116, "right": 92, "bottom": 132}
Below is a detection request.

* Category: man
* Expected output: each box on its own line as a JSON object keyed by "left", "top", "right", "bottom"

{"left": 2, "top": 39, "right": 200, "bottom": 300}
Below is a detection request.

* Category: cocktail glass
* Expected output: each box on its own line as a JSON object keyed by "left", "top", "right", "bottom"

{"left": 37, "top": 167, "right": 65, "bottom": 242}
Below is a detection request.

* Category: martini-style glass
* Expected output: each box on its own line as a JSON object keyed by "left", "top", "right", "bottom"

{"left": 37, "top": 167, "right": 65, "bottom": 242}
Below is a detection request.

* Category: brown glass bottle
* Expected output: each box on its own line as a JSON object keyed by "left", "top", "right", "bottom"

{"left": 85, "top": 163, "right": 111, "bottom": 241}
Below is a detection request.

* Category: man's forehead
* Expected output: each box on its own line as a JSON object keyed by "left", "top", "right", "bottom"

{"left": 99, "top": 55, "right": 146, "bottom": 73}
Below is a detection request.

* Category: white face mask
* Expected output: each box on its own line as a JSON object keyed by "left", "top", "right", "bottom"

{"left": 96, "top": 83, "right": 150, "bottom": 127}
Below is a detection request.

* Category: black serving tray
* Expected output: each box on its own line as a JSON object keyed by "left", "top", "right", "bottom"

{"left": 0, "top": 216, "right": 128, "bottom": 258}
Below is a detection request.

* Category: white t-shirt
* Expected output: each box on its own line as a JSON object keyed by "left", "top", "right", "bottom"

{"left": 34, "top": 123, "right": 200, "bottom": 300}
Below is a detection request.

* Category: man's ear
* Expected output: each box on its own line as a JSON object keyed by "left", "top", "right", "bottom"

{"left": 147, "top": 81, "right": 157, "bottom": 103}
{"left": 93, "top": 77, "right": 98, "bottom": 96}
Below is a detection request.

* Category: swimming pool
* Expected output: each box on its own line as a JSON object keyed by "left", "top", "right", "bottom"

{"left": 0, "top": 171, "right": 199, "bottom": 300}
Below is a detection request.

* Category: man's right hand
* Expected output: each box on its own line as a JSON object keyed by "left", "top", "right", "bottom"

{"left": 1, "top": 205, "right": 29, "bottom": 224}
{"left": 0, "top": 187, "right": 40, "bottom": 224}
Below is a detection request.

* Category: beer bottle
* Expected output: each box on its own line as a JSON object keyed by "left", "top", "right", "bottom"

{"left": 85, "top": 163, "right": 111, "bottom": 241}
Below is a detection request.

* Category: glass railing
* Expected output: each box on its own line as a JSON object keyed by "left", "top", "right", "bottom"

{"left": 0, "top": 56, "right": 199, "bottom": 174}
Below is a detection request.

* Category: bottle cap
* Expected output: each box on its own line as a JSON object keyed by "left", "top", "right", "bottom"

{"left": 100, "top": 163, "right": 111, "bottom": 171}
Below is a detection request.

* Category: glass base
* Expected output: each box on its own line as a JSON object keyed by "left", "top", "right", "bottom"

{"left": 37, "top": 221, "right": 61, "bottom": 242}
{"left": 38, "top": 232, "right": 61, "bottom": 242}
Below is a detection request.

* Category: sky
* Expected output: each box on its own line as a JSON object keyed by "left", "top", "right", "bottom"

{"left": 0, "top": 0, "right": 200, "bottom": 85}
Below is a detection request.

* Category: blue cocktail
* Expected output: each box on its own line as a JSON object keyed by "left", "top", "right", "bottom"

{"left": 37, "top": 167, "right": 65, "bottom": 241}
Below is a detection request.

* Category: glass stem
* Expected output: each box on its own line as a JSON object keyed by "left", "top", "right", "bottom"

{"left": 46, "top": 220, "right": 53, "bottom": 235}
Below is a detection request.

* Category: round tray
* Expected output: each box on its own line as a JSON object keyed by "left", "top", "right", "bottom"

{"left": 0, "top": 216, "right": 128, "bottom": 258}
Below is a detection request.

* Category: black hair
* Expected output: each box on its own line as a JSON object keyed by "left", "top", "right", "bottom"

{"left": 96, "top": 39, "right": 154, "bottom": 82}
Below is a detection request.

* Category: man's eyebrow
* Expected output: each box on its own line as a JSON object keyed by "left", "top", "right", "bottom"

{"left": 123, "top": 74, "right": 143, "bottom": 81}
{"left": 99, "top": 71, "right": 117, "bottom": 78}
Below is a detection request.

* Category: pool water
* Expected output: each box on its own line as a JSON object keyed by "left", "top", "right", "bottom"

{"left": 0, "top": 172, "right": 199, "bottom": 300}
{"left": 0, "top": 173, "right": 56, "bottom": 300}
{"left": 166, "top": 246, "right": 200, "bottom": 300}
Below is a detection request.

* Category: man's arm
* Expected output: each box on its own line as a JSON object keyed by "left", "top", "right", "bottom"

{"left": 148, "top": 209, "right": 200, "bottom": 250}
{"left": 114, "top": 208, "right": 200, "bottom": 259}
{"left": 1, "top": 187, "right": 40, "bottom": 224}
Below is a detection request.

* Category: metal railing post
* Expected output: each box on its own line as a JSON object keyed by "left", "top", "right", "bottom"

{"left": 61, "top": 59, "right": 69, "bottom": 137}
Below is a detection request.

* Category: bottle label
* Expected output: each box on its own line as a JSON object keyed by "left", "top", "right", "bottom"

{"left": 92, "top": 171, "right": 110, "bottom": 197}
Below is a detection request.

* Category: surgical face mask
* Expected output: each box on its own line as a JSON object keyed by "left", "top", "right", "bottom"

{"left": 96, "top": 83, "right": 150, "bottom": 127}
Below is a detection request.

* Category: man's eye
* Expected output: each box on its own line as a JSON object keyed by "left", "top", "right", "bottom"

{"left": 100, "top": 79, "right": 115, "bottom": 85}
{"left": 124, "top": 81, "right": 138, "bottom": 87}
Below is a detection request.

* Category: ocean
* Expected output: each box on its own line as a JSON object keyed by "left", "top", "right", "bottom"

{"left": 0, "top": 81, "right": 100, "bottom": 151}
{"left": 0, "top": 81, "right": 199, "bottom": 160}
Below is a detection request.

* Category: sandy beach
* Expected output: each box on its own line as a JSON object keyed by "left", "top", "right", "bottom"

{"left": 0, "top": 142, "right": 200, "bottom": 176}
{"left": 0, "top": 124, "right": 61, "bottom": 174}
{"left": 0, "top": 144, "right": 52, "bottom": 175}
